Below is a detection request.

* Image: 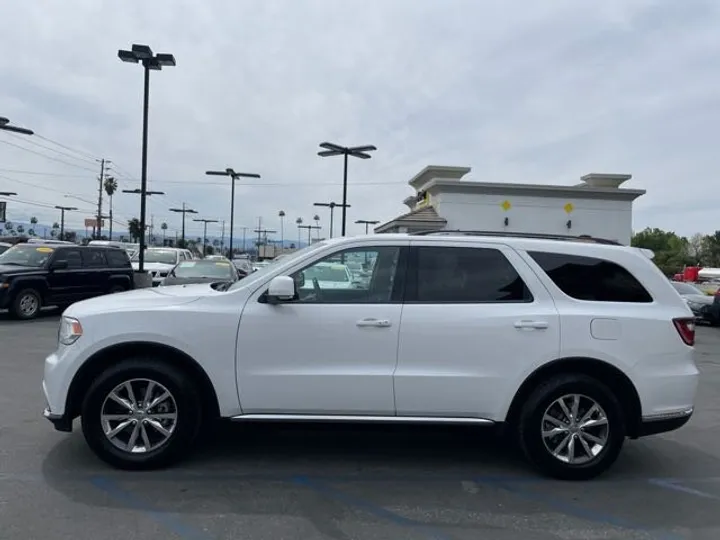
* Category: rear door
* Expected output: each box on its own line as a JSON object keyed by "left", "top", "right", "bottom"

{"left": 80, "top": 248, "right": 109, "bottom": 296}
{"left": 394, "top": 241, "right": 560, "bottom": 421}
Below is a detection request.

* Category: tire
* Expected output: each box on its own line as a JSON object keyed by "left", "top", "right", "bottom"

{"left": 517, "top": 374, "right": 626, "bottom": 480}
{"left": 11, "top": 288, "right": 42, "bottom": 320}
{"left": 108, "top": 284, "right": 127, "bottom": 294}
{"left": 80, "top": 358, "right": 203, "bottom": 470}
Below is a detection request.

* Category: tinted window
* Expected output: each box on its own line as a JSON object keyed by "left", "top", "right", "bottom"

{"left": 54, "top": 248, "right": 82, "bottom": 269}
{"left": 529, "top": 251, "right": 652, "bottom": 303}
{"left": 106, "top": 249, "right": 131, "bottom": 267}
{"left": 173, "top": 260, "right": 234, "bottom": 278}
{"left": 82, "top": 249, "right": 107, "bottom": 268}
{"left": 412, "top": 247, "right": 531, "bottom": 303}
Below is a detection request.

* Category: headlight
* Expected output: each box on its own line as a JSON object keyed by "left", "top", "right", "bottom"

{"left": 58, "top": 316, "right": 83, "bottom": 345}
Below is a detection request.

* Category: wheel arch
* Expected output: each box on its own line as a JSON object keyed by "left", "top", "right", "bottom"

{"left": 505, "top": 357, "right": 642, "bottom": 438}
{"left": 65, "top": 341, "right": 220, "bottom": 422}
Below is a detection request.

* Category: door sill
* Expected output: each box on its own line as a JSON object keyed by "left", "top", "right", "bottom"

{"left": 229, "top": 413, "right": 495, "bottom": 425}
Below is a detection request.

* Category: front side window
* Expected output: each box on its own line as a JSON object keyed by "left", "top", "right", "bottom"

{"left": 410, "top": 246, "right": 532, "bottom": 303}
{"left": 53, "top": 248, "right": 82, "bottom": 269}
{"left": 529, "top": 251, "right": 652, "bottom": 303}
{"left": 291, "top": 246, "right": 402, "bottom": 303}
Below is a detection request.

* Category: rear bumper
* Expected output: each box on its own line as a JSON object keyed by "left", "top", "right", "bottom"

{"left": 637, "top": 407, "right": 693, "bottom": 437}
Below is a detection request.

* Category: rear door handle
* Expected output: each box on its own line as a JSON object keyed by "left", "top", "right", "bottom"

{"left": 356, "top": 318, "right": 392, "bottom": 328}
{"left": 514, "top": 320, "right": 549, "bottom": 330}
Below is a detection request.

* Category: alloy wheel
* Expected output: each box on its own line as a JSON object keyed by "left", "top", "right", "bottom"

{"left": 18, "top": 293, "right": 39, "bottom": 317}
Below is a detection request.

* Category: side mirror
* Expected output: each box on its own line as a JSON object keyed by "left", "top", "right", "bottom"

{"left": 267, "top": 275, "right": 295, "bottom": 304}
{"left": 51, "top": 260, "right": 68, "bottom": 270}
{"left": 294, "top": 271, "right": 306, "bottom": 289}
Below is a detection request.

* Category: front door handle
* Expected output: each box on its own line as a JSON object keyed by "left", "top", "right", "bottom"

{"left": 356, "top": 318, "right": 392, "bottom": 328}
{"left": 514, "top": 320, "right": 549, "bottom": 330}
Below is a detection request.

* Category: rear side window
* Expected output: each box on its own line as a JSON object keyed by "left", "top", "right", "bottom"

{"left": 82, "top": 249, "right": 107, "bottom": 268}
{"left": 528, "top": 251, "right": 652, "bottom": 303}
{"left": 410, "top": 246, "right": 532, "bottom": 303}
{"left": 106, "top": 249, "right": 131, "bottom": 267}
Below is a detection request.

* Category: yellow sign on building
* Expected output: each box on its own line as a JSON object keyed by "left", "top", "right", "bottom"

{"left": 500, "top": 200, "right": 512, "bottom": 211}
{"left": 563, "top": 202, "right": 574, "bottom": 214}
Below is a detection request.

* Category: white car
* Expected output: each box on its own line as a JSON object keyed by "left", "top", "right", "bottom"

{"left": 300, "top": 262, "right": 354, "bottom": 290}
{"left": 130, "top": 248, "right": 193, "bottom": 286}
{"left": 43, "top": 232, "right": 698, "bottom": 479}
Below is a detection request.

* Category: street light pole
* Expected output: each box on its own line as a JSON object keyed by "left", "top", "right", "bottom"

{"left": 54, "top": 206, "right": 78, "bottom": 239}
{"left": 317, "top": 142, "right": 376, "bottom": 236}
{"left": 193, "top": 218, "right": 218, "bottom": 257}
{"left": 0, "top": 117, "right": 33, "bottom": 135}
{"left": 298, "top": 224, "right": 320, "bottom": 245}
{"left": 355, "top": 219, "right": 380, "bottom": 234}
{"left": 118, "top": 43, "right": 176, "bottom": 273}
{"left": 205, "top": 168, "right": 261, "bottom": 257}
{"left": 314, "top": 201, "right": 350, "bottom": 239}
{"left": 278, "top": 210, "right": 285, "bottom": 251}
{"left": 169, "top": 202, "right": 198, "bottom": 246}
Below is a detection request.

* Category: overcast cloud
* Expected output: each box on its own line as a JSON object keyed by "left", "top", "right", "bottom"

{"left": 1, "top": 0, "right": 719, "bottom": 240}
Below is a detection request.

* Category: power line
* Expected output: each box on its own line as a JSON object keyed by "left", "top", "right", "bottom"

{"left": 0, "top": 168, "right": 92, "bottom": 178}
{"left": 33, "top": 134, "right": 99, "bottom": 162}
{"left": 6, "top": 132, "right": 98, "bottom": 166}
{"left": 0, "top": 139, "right": 97, "bottom": 172}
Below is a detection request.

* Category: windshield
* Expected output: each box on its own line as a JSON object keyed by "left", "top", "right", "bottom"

{"left": 672, "top": 282, "right": 703, "bottom": 295}
{"left": 304, "top": 264, "right": 349, "bottom": 282}
{"left": 172, "top": 261, "right": 234, "bottom": 279}
{"left": 228, "top": 242, "right": 329, "bottom": 290}
{"left": 0, "top": 245, "right": 54, "bottom": 267}
{"left": 132, "top": 249, "right": 178, "bottom": 265}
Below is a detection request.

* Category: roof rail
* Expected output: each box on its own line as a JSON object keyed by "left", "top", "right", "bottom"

{"left": 410, "top": 229, "right": 622, "bottom": 245}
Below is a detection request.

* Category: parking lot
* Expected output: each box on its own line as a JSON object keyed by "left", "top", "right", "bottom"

{"left": 0, "top": 313, "right": 719, "bottom": 540}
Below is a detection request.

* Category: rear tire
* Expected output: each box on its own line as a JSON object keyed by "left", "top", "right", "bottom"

{"left": 11, "top": 288, "right": 42, "bottom": 320}
{"left": 108, "top": 284, "right": 127, "bottom": 294}
{"left": 81, "top": 358, "right": 203, "bottom": 470}
{"left": 517, "top": 374, "right": 625, "bottom": 480}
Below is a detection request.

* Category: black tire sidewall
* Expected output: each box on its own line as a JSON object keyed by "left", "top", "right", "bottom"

{"left": 518, "top": 374, "right": 626, "bottom": 480}
{"left": 108, "top": 284, "right": 126, "bottom": 294}
{"left": 12, "top": 288, "right": 41, "bottom": 320}
{"left": 81, "top": 358, "right": 202, "bottom": 470}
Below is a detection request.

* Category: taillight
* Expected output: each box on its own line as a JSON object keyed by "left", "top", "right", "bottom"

{"left": 673, "top": 318, "right": 695, "bottom": 346}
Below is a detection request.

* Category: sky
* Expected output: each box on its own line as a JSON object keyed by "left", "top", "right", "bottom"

{"left": 1, "top": 0, "right": 719, "bottom": 242}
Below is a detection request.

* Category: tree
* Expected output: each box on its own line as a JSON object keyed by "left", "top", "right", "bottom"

{"left": 205, "top": 245, "right": 215, "bottom": 255}
{"left": 631, "top": 228, "right": 693, "bottom": 275}
{"left": 212, "top": 239, "right": 219, "bottom": 248}
{"left": 28, "top": 229, "right": 35, "bottom": 237}
{"left": 161, "top": 222, "right": 168, "bottom": 245}
{"left": 127, "top": 218, "right": 142, "bottom": 243}
{"left": 30, "top": 216, "right": 38, "bottom": 228}
{"left": 62, "top": 231, "right": 77, "bottom": 243}
{"left": 104, "top": 176, "right": 118, "bottom": 239}
{"left": 16, "top": 224, "right": 24, "bottom": 235}
{"left": 688, "top": 233, "right": 705, "bottom": 264}
{"left": 701, "top": 231, "right": 720, "bottom": 267}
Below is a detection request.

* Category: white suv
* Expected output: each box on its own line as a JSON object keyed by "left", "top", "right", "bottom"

{"left": 42, "top": 232, "right": 698, "bottom": 479}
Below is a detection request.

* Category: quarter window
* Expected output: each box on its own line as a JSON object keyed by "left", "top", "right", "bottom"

{"left": 412, "top": 247, "right": 532, "bottom": 303}
{"left": 528, "top": 251, "right": 652, "bottom": 303}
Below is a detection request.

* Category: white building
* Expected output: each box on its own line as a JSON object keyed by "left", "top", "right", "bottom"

{"left": 375, "top": 166, "right": 645, "bottom": 245}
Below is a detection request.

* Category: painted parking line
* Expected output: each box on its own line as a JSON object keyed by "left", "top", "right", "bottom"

{"left": 649, "top": 478, "right": 720, "bottom": 501}
{"left": 90, "top": 476, "right": 215, "bottom": 540}
{"left": 477, "top": 477, "right": 682, "bottom": 540}
{"left": 294, "top": 476, "right": 453, "bottom": 540}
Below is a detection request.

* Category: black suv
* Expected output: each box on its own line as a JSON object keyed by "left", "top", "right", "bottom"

{"left": 0, "top": 243, "right": 134, "bottom": 320}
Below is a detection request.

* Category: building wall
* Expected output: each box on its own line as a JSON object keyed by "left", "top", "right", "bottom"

{"left": 433, "top": 191, "right": 634, "bottom": 245}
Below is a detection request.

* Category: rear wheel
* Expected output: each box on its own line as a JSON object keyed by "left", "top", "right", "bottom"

{"left": 517, "top": 374, "right": 625, "bottom": 480}
{"left": 11, "top": 288, "right": 42, "bottom": 320}
{"left": 108, "top": 284, "right": 127, "bottom": 294}
{"left": 81, "top": 358, "right": 202, "bottom": 470}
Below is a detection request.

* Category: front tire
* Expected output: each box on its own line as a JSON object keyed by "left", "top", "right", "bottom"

{"left": 81, "top": 358, "right": 202, "bottom": 470}
{"left": 517, "top": 374, "right": 626, "bottom": 480}
{"left": 11, "top": 288, "right": 42, "bottom": 320}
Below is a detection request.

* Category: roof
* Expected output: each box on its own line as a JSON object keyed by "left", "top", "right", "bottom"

{"left": 375, "top": 206, "right": 447, "bottom": 233}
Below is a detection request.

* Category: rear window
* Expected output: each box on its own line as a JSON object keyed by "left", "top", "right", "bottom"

{"left": 529, "top": 251, "right": 652, "bottom": 303}
{"left": 106, "top": 249, "right": 131, "bottom": 267}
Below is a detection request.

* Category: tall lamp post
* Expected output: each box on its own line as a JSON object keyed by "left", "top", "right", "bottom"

{"left": 54, "top": 205, "right": 78, "bottom": 239}
{"left": 317, "top": 142, "right": 376, "bottom": 236}
{"left": 314, "top": 201, "right": 350, "bottom": 239}
{"left": 355, "top": 219, "right": 380, "bottom": 234}
{"left": 278, "top": 210, "right": 285, "bottom": 251}
{"left": 205, "top": 168, "right": 260, "bottom": 257}
{"left": 123, "top": 189, "right": 164, "bottom": 246}
{"left": 298, "top": 224, "right": 321, "bottom": 246}
{"left": 193, "top": 218, "right": 219, "bottom": 257}
{"left": 295, "top": 217, "right": 303, "bottom": 247}
{"left": 169, "top": 202, "right": 197, "bottom": 246}
{"left": 118, "top": 43, "right": 176, "bottom": 273}
{"left": 0, "top": 117, "right": 33, "bottom": 135}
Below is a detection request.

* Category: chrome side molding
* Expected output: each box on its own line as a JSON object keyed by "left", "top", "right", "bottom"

{"left": 229, "top": 413, "right": 495, "bottom": 425}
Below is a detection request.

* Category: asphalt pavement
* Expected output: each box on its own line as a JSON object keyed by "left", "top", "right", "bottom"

{"left": 1, "top": 312, "right": 720, "bottom": 540}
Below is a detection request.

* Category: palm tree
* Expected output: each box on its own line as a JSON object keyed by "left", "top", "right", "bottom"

{"left": 127, "top": 218, "right": 142, "bottom": 243}
{"left": 104, "top": 176, "right": 118, "bottom": 239}
{"left": 161, "top": 222, "right": 168, "bottom": 246}
{"left": 16, "top": 224, "right": 25, "bottom": 236}
{"left": 29, "top": 216, "right": 38, "bottom": 237}
{"left": 313, "top": 214, "right": 321, "bottom": 241}
{"left": 51, "top": 222, "right": 59, "bottom": 238}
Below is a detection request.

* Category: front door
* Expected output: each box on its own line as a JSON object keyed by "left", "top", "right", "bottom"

{"left": 235, "top": 243, "right": 408, "bottom": 415}
{"left": 46, "top": 248, "right": 87, "bottom": 304}
{"left": 394, "top": 242, "right": 561, "bottom": 421}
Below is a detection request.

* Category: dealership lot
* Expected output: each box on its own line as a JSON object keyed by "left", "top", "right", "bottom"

{"left": 1, "top": 315, "right": 720, "bottom": 540}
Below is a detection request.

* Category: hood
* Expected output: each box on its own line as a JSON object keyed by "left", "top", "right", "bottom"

{"left": 131, "top": 262, "right": 176, "bottom": 271}
{"left": 161, "top": 276, "right": 225, "bottom": 286}
{"left": 682, "top": 294, "right": 714, "bottom": 305}
{"left": 64, "top": 284, "right": 214, "bottom": 317}
{"left": 0, "top": 264, "right": 45, "bottom": 276}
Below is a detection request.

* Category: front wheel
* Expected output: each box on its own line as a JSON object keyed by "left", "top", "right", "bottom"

{"left": 11, "top": 288, "right": 42, "bottom": 320}
{"left": 517, "top": 374, "right": 626, "bottom": 480}
{"left": 81, "top": 358, "right": 202, "bottom": 470}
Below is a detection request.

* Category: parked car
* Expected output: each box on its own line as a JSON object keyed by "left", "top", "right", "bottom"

{"left": 0, "top": 243, "right": 133, "bottom": 319}
{"left": 299, "top": 261, "right": 354, "bottom": 290}
{"left": 0, "top": 241, "right": 11, "bottom": 255}
{"left": 130, "top": 248, "right": 192, "bottom": 286}
{"left": 160, "top": 259, "right": 239, "bottom": 286}
{"left": 231, "top": 258, "right": 253, "bottom": 278}
{"left": 671, "top": 281, "right": 720, "bottom": 326}
{"left": 43, "top": 232, "right": 697, "bottom": 479}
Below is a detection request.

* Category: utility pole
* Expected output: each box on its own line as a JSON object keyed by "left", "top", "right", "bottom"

{"left": 355, "top": 219, "right": 380, "bottom": 234}
{"left": 314, "top": 202, "right": 350, "bottom": 239}
{"left": 220, "top": 220, "right": 226, "bottom": 256}
{"left": 298, "top": 224, "right": 320, "bottom": 246}
{"left": 193, "top": 218, "right": 218, "bottom": 257}
{"left": 96, "top": 158, "right": 106, "bottom": 239}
